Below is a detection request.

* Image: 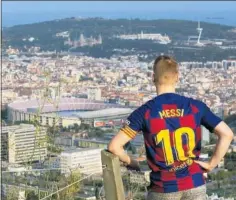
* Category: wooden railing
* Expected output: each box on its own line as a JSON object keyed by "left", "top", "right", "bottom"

{"left": 101, "top": 150, "right": 126, "bottom": 200}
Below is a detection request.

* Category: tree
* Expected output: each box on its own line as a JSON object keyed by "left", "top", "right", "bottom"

{"left": 26, "top": 191, "right": 38, "bottom": 200}
{"left": 88, "top": 131, "right": 96, "bottom": 138}
{"left": 80, "top": 123, "right": 90, "bottom": 130}
{"left": 43, "top": 171, "right": 61, "bottom": 182}
{"left": 213, "top": 170, "right": 231, "bottom": 189}
{"left": 94, "top": 127, "right": 104, "bottom": 138}
{"left": 61, "top": 127, "right": 68, "bottom": 132}
{"left": 95, "top": 186, "right": 99, "bottom": 199}
{"left": 1, "top": 109, "right": 7, "bottom": 120}
{"left": 56, "top": 170, "right": 81, "bottom": 200}
{"left": 73, "top": 123, "right": 80, "bottom": 133}
{"left": 224, "top": 114, "right": 236, "bottom": 125}
{"left": 6, "top": 187, "right": 21, "bottom": 200}
{"left": 225, "top": 161, "right": 235, "bottom": 171}
{"left": 209, "top": 134, "right": 217, "bottom": 145}
{"left": 47, "top": 126, "right": 57, "bottom": 135}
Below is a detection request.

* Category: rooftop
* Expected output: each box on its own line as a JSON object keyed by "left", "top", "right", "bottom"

{"left": 8, "top": 97, "right": 125, "bottom": 113}
{"left": 75, "top": 138, "right": 110, "bottom": 144}
{"left": 74, "top": 108, "right": 133, "bottom": 119}
{"left": 61, "top": 147, "right": 102, "bottom": 154}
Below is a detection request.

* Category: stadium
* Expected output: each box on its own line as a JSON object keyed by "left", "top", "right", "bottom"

{"left": 7, "top": 98, "right": 134, "bottom": 128}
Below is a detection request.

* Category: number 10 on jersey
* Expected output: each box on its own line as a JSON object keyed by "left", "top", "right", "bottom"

{"left": 155, "top": 127, "right": 196, "bottom": 165}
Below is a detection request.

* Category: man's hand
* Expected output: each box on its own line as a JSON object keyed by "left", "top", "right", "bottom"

{"left": 194, "top": 160, "right": 214, "bottom": 173}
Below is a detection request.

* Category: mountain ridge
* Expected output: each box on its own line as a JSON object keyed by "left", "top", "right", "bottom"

{"left": 3, "top": 18, "right": 236, "bottom": 62}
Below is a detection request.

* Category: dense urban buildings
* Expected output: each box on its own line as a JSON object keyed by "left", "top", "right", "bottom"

{"left": 3, "top": 54, "right": 236, "bottom": 117}
{"left": 2, "top": 51, "right": 236, "bottom": 200}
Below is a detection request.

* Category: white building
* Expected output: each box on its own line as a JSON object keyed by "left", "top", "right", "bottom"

{"left": 199, "top": 153, "right": 209, "bottom": 160}
{"left": 2, "top": 124, "right": 47, "bottom": 164}
{"left": 117, "top": 31, "right": 171, "bottom": 44}
{"left": 201, "top": 126, "right": 210, "bottom": 144}
{"left": 87, "top": 88, "right": 101, "bottom": 101}
{"left": 212, "top": 61, "right": 220, "bottom": 69}
{"left": 60, "top": 148, "right": 102, "bottom": 175}
{"left": 7, "top": 165, "right": 32, "bottom": 176}
{"left": 129, "top": 170, "right": 151, "bottom": 185}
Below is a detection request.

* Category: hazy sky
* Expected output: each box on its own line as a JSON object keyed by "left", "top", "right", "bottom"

{"left": 3, "top": 1, "right": 236, "bottom": 13}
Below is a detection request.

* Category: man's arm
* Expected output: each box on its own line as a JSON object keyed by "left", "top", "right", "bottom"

{"left": 108, "top": 130, "right": 140, "bottom": 169}
{"left": 108, "top": 130, "right": 132, "bottom": 165}
{"left": 108, "top": 105, "right": 147, "bottom": 169}
{"left": 195, "top": 121, "right": 234, "bottom": 171}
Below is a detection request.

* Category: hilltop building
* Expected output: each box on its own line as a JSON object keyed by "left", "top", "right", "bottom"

{"left": 64, "top": 34, "right": 102, "bottom": 47}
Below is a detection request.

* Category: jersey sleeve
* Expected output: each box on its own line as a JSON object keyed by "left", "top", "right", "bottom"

{"left": 200, "top": 103, "right": 222, "bottom": 132}
{"left": 121, "top": 105, "right": 146, "bottom": 139}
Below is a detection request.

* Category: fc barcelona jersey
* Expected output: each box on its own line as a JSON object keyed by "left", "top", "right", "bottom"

{"left": 121, "top": 93, "right": 222, "bottom": 193}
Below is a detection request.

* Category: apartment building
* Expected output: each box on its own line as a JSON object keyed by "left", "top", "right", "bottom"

{"left": 2, "top": 124, "right": 47, "bottom": 164}
{"left": 60, "top": 148, "right": 102, "bottom": 175}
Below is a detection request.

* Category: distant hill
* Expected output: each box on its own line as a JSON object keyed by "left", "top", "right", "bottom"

{"left": 3, "top": 18, "right": 235, "bottom": 47}
{"left": 2, "top": 18, "right": 236, "bottom": 61}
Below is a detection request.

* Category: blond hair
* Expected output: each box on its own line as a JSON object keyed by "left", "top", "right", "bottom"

{"left": 153, "top": 55, "right": 178, "bottom": 84}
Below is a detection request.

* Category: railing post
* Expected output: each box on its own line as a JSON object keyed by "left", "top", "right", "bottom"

{"left": 101, "top": 150, "right": 125, "bottom": 200}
